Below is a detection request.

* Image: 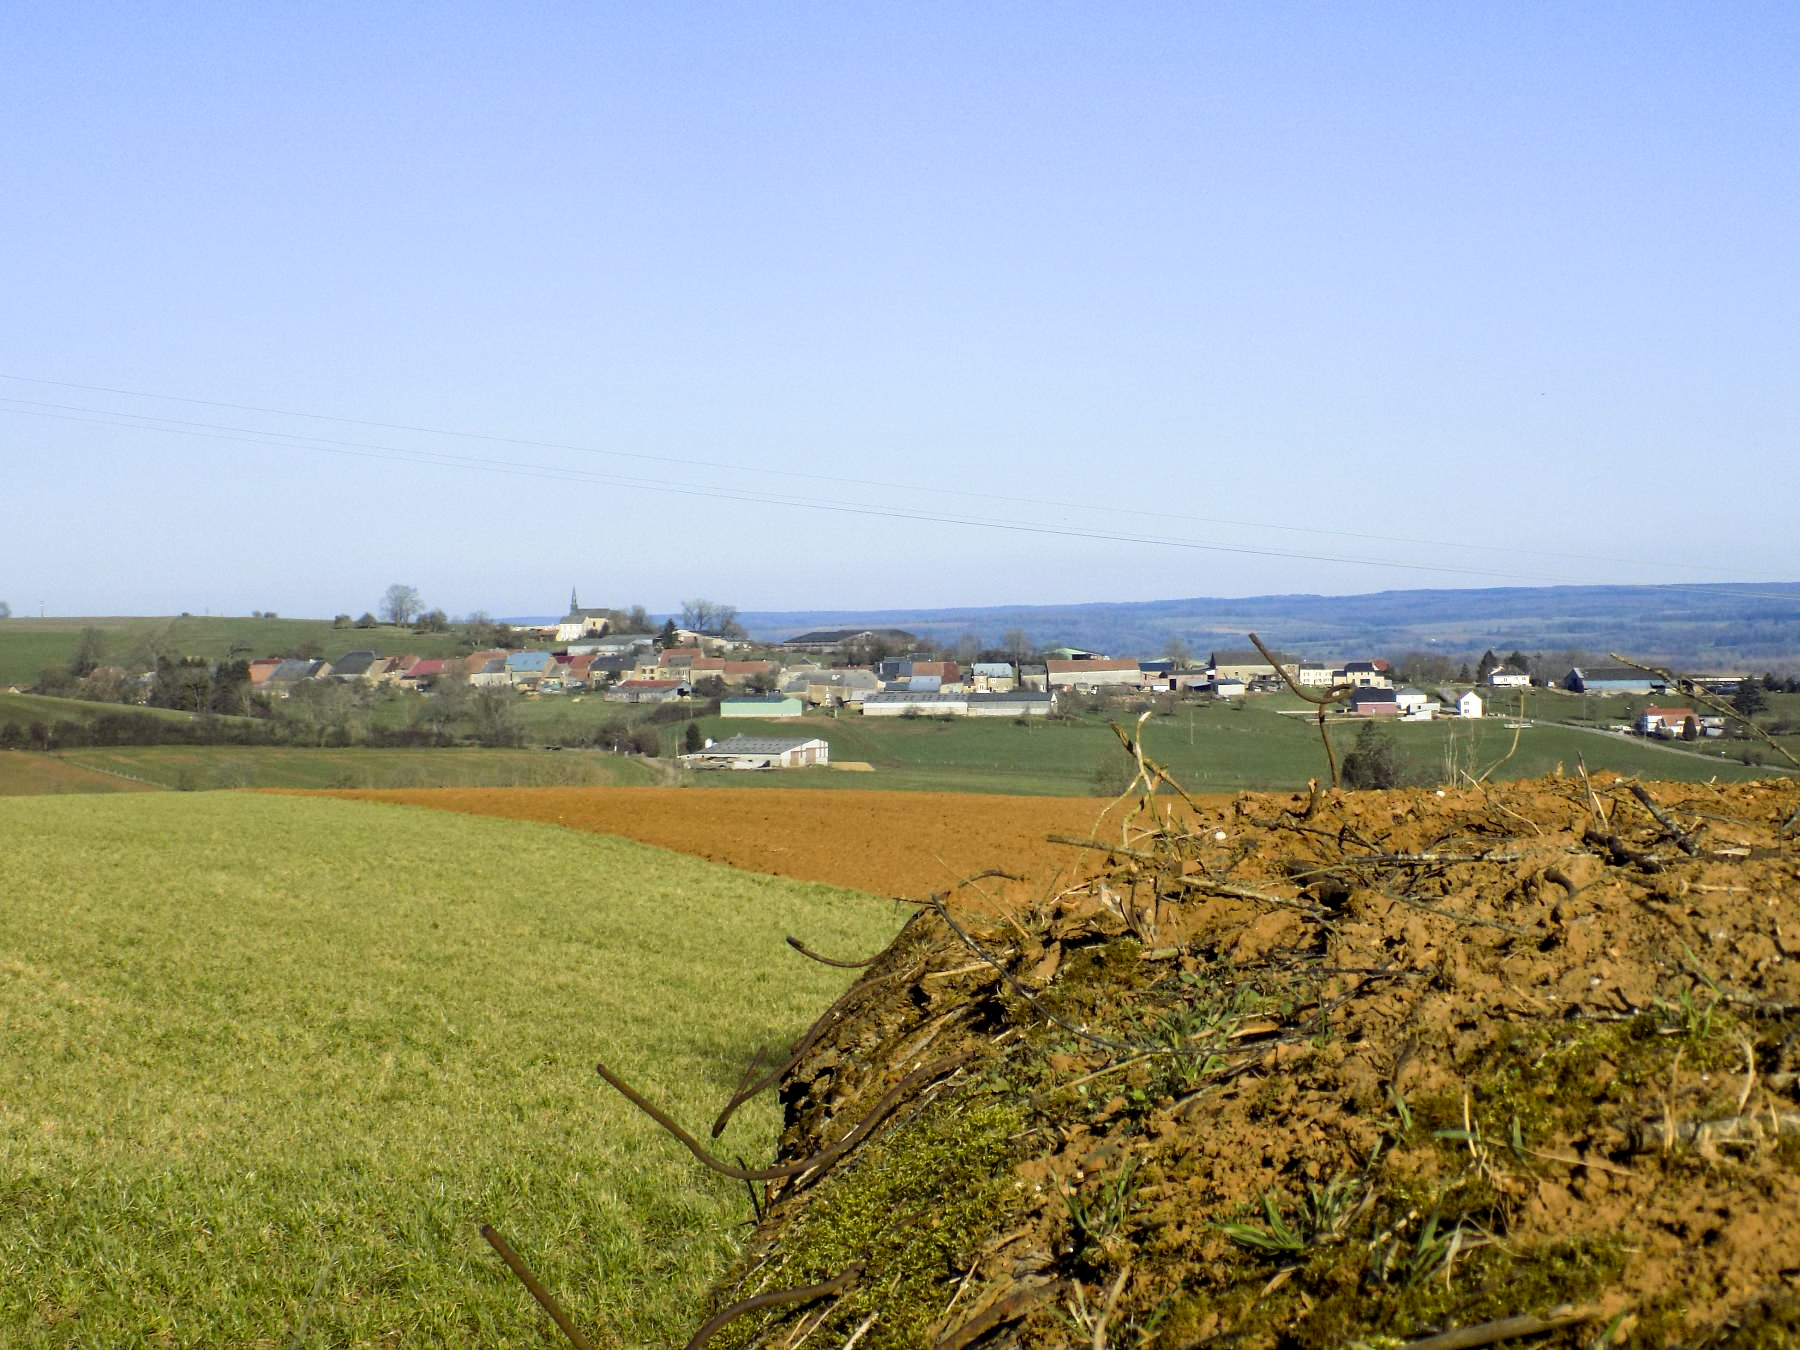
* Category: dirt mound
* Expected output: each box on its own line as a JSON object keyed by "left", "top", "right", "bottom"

{"left": 601, "top": 771, "right": 1800, "bottom": 1347}
{"left": 321, "top": 786, "right": 1135, "bottom": 906}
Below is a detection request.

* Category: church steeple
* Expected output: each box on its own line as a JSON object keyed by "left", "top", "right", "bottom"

{"left": 569, "top": 586, "right": 579, "bottom": 616}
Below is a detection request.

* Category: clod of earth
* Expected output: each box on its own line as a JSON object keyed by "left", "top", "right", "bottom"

{"left": 636, "top": 768, "right": 1800, "bottom": 1347}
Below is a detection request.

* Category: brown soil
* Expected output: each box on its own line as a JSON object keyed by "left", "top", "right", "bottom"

{"left": 671, "top": 774, "right": 1800, "bottom": 1347}
{"left": 323, "top": 786, "right": 1138, "bottom": 906}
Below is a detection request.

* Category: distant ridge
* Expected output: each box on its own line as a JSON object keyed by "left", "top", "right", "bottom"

{"left": 733, "top": 582, "right": 1800, "bottom": 668}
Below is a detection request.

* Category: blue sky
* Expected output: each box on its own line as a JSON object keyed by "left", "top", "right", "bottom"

{"left": 3, "top": 2, "right": 1796, "bottom": 619}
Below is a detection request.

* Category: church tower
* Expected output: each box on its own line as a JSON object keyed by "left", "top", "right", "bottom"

{"left": 569, "top": 586, "right": 580, "bottom": 616}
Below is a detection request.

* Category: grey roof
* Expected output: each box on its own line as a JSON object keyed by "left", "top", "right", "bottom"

{"left": 703, "top": 736, "right": 822, "bottom": 754}
{"left": 723, "top": 693, "right": 799, "bottom": 704}
{"left": 332, "top": 650, "right": 378, "bottom": 677}
{"left": 967, "top": 691, "right": 1051, "bottom": 704}
{"left": 1570, "top": 664, "right": 1654, "bottom": 683}
{"left": 865, "top": 690, "right": 963, "bottom": 703}
{"left": 970, "top": 662, "right": 1015, "bottom": 677}
{"left": 1350, "top": 686, "right": 1398, "bottom": 702}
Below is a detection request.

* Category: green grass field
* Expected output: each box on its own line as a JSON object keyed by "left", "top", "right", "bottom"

{"left": 0, "top": 793, "right": 903, "bottom": 1346}
{"left": 664, "top": 698, "right": 1779, "bottom": 795}
{"left": 0, "top": 691, "right": 246, "bottom": 733}
{"left": 47, "top": 746, "right": 659, "bottom": 791}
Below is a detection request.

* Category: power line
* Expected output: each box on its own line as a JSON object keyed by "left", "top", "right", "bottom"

{"left": 0, "top": 370, "right": 1750, "bottom": 577}
{"left": 8, "top": 398, "right": 1796, "bottom": 607}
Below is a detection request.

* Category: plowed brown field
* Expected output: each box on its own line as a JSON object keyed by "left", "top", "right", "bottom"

{"left": 322, "top": 787, "right": 1166, "bottom": 901}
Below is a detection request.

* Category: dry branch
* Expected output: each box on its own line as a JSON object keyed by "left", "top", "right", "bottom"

{"left": 479, "top": 1224, "right": 597, "bottom": 1350}
{"left": 685, "top": 1264, "right": 863, "bottom": 1350}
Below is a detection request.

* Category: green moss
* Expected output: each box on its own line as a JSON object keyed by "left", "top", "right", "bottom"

{"left": 706, "top": 1095, "right": 1025, "bottom": 1348}
{"left": 1415, "top": 1010, "right": 1749, "bottom": 1155}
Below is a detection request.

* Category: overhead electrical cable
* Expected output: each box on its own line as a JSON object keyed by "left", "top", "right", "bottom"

{"left": 0, "top": 371, "right": 1749, "bottom": 577}
{"left": 6, "top": 400, "right": 1793, "bottom": 605}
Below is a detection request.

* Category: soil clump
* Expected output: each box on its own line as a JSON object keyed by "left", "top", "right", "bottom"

{"left": 634, "top": 771, "right": 1800, "bottom": 1347}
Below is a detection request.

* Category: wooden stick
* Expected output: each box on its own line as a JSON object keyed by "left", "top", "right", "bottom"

{"left": 1401, "top": 1303, "right": 1603, "bottom": 1350}
{"left": 479, "top": 1225, "right": 597, "bottom": 1350}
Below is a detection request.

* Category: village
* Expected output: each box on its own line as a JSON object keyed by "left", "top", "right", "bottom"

{"left": 208, "top": 596, "right": 1739, "bottom": 770}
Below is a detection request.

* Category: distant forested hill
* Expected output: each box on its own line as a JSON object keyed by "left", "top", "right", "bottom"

{"left": 738, "top": 582, "right": 1800, "bottom": 669}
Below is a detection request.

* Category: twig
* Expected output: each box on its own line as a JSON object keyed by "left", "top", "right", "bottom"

{"left": 1627, "top": 1112, "right": 1800, "bottom": 1153}
{"left": 1383, "top": 890, "right": 1541, "bottom": 937}
{"left": 1173, "top": 874, "right": 1330, "bottom": 919}
{"left": 841, "top": 1313, "right": 879, "bottom": 1349}
{"left": 785, "top": 935, "right": 881, "bottom": 968}
{"left": 1093, "top": 1264, "right": 1130, "bottom": 1350}
{"left": 598, "top": 1051, "right": 973, "bottom": 1182}
{"left": 479, "top": 1225, "right": 597, "bottom": 1350}
{"left": 1401, "top": 1303, "right": 1603, "bottom": 1349}
{"left": 1251, "top": 631, "right": 1355, "bottom": 789}
{"left": 1624, "top": 784, "right": 1700, "bottom": 855}
{"left": 1575, "top": 756, "right": 1608, "bottom": 829}
{"left": 1048, "top": 835, "right": 1157, "bottom": 863}
{"left": 927, "top": 900, "right": 1153, "bottom": 1056}
{"left": 685, "top": 1264, "right": 863, "bottom": 1349}
{"left": 934, "top": 1279, "right": 1062, "bottom": 1350}
{"left": 1582, "top": 826, "right": 1667, "bottom": 873}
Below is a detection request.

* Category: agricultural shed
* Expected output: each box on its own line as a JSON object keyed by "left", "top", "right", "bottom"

{"left": 1563, "top": 664, "right": 1658, "bottom": 694}
{"left": 721, "top": 694, "right": 804, "bottom": 718}
{"left": 1046, "top": 659, "right": 1142, "bottom": 689}
{"left": 964, "top": 691, "right": 1052, "bottom": 717}
{"left": 1208, "top": 649, "right": 1298, "bottom": 681}
{"left": 1487, "top": 666, "right": 1531, "bottom": 687}
{"left": 1638, "top": 706, "right": 1699, "bottom": 737}
{"left": 682, "top": 735, "right": 829, "bottom": 768}
{"left": 862, "top": 691, "right": 968, "bottom": 717}
{"left": 605, "top": 679, "right": 688, "bottom": 704}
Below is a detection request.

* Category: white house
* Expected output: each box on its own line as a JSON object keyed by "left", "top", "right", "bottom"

{"left": 1394, "top": 687, "right": 1434, "bottom": 718}
{"left": 1458, "top": 691, "right": 1484, "bottom": 719}
{"left": 1487, "top": 667, "right": 1531, "bottom": 688}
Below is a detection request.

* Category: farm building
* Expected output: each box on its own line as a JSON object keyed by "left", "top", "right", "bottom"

{"left": 1296, "top": 662, "right": 1337, "bottom": 687}
{"left": 506, "top": 651, "right": 555, "bottom": 687}
{"left": 1046, "top": 659, "right": 1142, "bottom": 689}
{"left": 1637, "top": 706, "right": 1699, "bottom": 737}
{"left": 967, "top": 662, "right": 1017, "bottom": 692}
{"left": 1563, "top": 665, "right": 1657, "bottom": 694}
{"left": 965, "top": 692, "right": 1052, "bottom": 717}
{"left": 1487, "top": 667, "right": 1531, "bottom": 688}
{"left": 1347, "top": 687, "right": 1401, "bottom": 717}
{"left": 862, "top": 691, "right": 968, "bottom": 717}
{"left": 605, "top": 678, "right": 688, "bottom": 704}
{"left": 721, "top": 694, "right": 805, "bottom": 719}
{"left": 682, "top": 736, "right": 830, "bottom": 769}
{"left": 1207, "top": 677, "right": 1247, "bottom": 698}
{"left": 1394, "top": 687, "right": 1434, "bottom": 717}
{"left": 1208, "top": 649, "right": 1301, "bottom": 682}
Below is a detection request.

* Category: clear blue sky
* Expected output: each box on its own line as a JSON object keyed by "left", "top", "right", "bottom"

{"left": 4, "top": 2, "right": 1796, "bottom": 619}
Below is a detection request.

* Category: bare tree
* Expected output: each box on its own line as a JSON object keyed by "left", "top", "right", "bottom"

{"left": 1163, "top": 637, "right": 1193, "bottom": 668}
{"left": 1003, "top": 629, "right": 1032, "bottom": 663}
{"left": 380, "top": 583, "right": 423, "bottom": 627}
{"left": 679, "top": 598, "right": 743, "bottom": 637}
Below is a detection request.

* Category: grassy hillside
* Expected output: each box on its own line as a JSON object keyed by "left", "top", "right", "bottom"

{"left": 0, "top": 793, "right": 902, "bottom": 1345}
{"left": 0, "top": 616, "right": 475, "bottom": 686}
{"left": 49, "top": 745, "right": 659, "bottom": 790}
{"left": 0, "top": 690, "right": 248, "bottom": 732}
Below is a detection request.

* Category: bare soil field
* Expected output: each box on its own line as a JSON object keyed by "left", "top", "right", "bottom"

{"left": 322, "top": 786, "right": 1145, "bottom": 904}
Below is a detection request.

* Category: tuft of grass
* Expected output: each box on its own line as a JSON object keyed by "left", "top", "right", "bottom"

{"left": 0, "top": 793, "right": 902, "bottom": 1346}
